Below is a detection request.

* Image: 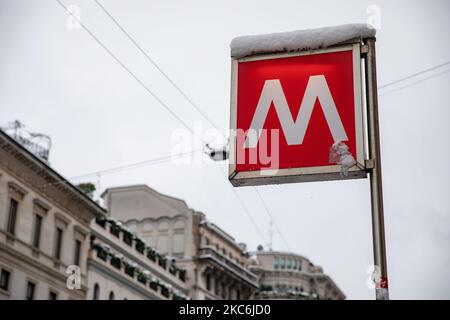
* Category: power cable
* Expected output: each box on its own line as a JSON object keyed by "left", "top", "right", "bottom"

{"left": 93, "top": 0, "right": 226, "bottom": 139}
{"left": 59, "top": 0, "right": 450, "bottom": 252}
{"left": 378, "top": 61, "right": 450, "bottom": 90}
{"left": 0, "top": 149, "right": 201, "bottom": 196}
{"left": 216, "top": 165, "right": 269, "bottom": 247}
{"left": 56, "top": 0, "right": 205, "bottom": 144}
{"left": 380, "top": 68, "right": 450, "bottom": 97}
{"left": 59, "top": 0, "right": 272, "bottom": 248}
{"left": 254, "top": 187, "right": 291, "bottom": 252}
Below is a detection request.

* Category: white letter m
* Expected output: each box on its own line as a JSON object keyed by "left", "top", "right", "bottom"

{"left": 244, "top": 76, "right": 348, "bottom": 148}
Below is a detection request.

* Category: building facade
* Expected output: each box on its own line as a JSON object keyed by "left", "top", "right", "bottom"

{"left": 249, "top": 250, "right": 345, "bottom": 300}
{"left": 0, "top": 127, "right": 345, "bottom": 301}
{"left": 194, "top": 219, "right": 259, "bottom": 299}
{"left": 87, "top": 215, "right": 188, "bottom": 300}
{"left": 0, "top": 129, "right": 104, "bottom": 300}
{"left": 102, "top": 185, "right": 259, "bottom": 300}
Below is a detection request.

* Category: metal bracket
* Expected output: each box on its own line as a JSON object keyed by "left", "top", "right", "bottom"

{"left": 361, "top": 44, "right": 369, "bottom": 57}
{"left": 365, "top": 159, "right": 375, "bottom": 170}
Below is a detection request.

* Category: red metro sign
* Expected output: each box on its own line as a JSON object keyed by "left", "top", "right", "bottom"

{"left": 229, "top": 43, "right": 367, "bottom": 187}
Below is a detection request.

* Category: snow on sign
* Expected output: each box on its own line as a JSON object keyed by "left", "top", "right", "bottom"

{"left": 229, "top": 24, "right": 375, "bottom": 187}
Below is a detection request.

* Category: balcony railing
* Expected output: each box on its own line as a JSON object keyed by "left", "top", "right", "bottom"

{"left": 198, "top": 246, "right": 258, "bottom": 286}
{"left": 90, "top": 241, "right": 187, "bottom": 300}
{"left": 94, "top": 215, "right": 186, "bottom": 282}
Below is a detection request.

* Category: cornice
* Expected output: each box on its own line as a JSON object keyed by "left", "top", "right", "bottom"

{"left": 0, "top": 132, "right": 106, "bottom": 224}
{"left": 0, "top": 237, "right": 88, "bottom": 296}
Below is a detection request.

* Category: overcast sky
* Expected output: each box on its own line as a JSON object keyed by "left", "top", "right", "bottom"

{"left": 1, "top": 0, "right": 449, "bottom": 299}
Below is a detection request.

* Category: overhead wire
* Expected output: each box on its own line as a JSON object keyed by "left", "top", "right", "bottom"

{"left": 93, "top": 0, "right": 226, "bottom": 139}
{"left": 0, "top": 149, "right": 201, "bottom": 196}
{"left": 56, "top": 0, "right": 205, "bottom": 144}
{"left": 378, "top": 60, "right": 450, "bottom": 90}
{"left": 57, "top": 0, "right": 450, "bottom": 252}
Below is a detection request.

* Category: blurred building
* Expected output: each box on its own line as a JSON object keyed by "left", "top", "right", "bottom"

{"left": 0, "top": 126, "right": 344, "bottom": 301}
{"left": 102, "top": 185, "right": 259, "bottom": 300}
{"left": 88, "top": 215, "right": 188, "bottom": 300}
{"left": 249, "top": 250, "right": 345, "bottom": 300}
{"left": 0, "top": 129, "right": 104, "bottom": 300}
{"left": 0, "top": 128, "right": 189, "bottom": 301}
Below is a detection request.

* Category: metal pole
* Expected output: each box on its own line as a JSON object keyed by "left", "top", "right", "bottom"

{"left": 364, "top": 38, "right": 390, "bottom": 300}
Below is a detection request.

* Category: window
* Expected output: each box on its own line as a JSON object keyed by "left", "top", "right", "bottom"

{"left": 124, "top": 264, "right": 135, "bottom": 278}
{"left": 110, "top": 223, "right": 121, "bottom": 237}
{"left": 110, "top": 256, "right": 122, "bottom": 269}
{"left": 161, "top": 286, "right": 170, "bottom": 298}
{"left": 150, "top": 281, "right": 158, "bottom": 291}
{"left": 205, "top": 274, "right": 211, "bottom": 291}
{"left": 215, "top": 279, "right": 220, "bottom": 296}
{"left": 7, "top": 199, "right": 19, "bottom": 235}
{"left": 0, "top": 269, "right": 11, "bottom": 291}
{"left": 54, "top": 227, "right": 63, "bottom": 260}
{"left": 109, "top": 291, "right": 115, "bottom": 300}
{"left": 74, "top": 239, "right": 82, "bottom": 266}
{"left": 93, "top": 283, "right": 100, "bottom": 300}
{"left": 221, "top": 283, "right": 226, "bottom": 299}
{"left": 33, "top": 215, "right": 43, "bottom": 248}
{"left": 135, "top": 240, "right": 146, "bottom": 254}
{"left": 173, "top": 233, "right": 184, "bottom": 254}
{"left": 26, "top": 281, "right": 36, "bottom": 300}
{"left": 49, "top": 291, "right": 58, "bottom": 300}
{"left": 179, "top": 270, "right": 186, "bottom": 282}
{"left": 123, "top": 231, "right": 133, "bottom": 246}
{"left": 156, "top": 234, "right": 169, "bottom": 254}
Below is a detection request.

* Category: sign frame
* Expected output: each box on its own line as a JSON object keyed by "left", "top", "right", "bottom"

{"left": 229, "top": 41, "right": 367, "bottom": 187}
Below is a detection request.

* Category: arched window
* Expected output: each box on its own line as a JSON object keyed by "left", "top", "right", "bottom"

{"left": 93, "top": 283, "right": 100, "bottom": 300}
{"left": 109, "top": 291, "right": 115, "bottom": 300}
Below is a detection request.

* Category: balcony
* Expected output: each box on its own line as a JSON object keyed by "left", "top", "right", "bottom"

{"left": 198, "top": 246, "right": 258, "bottom": 288}
{"left": 89, "top": 242, "right": 188, "bottom": 300}
{"left": 94, "top": 216, "right": 186, "bottom": 282}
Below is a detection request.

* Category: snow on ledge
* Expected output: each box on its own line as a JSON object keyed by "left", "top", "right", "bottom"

{"left": 230, "top": 23, "right": 376, "bottom": 58}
